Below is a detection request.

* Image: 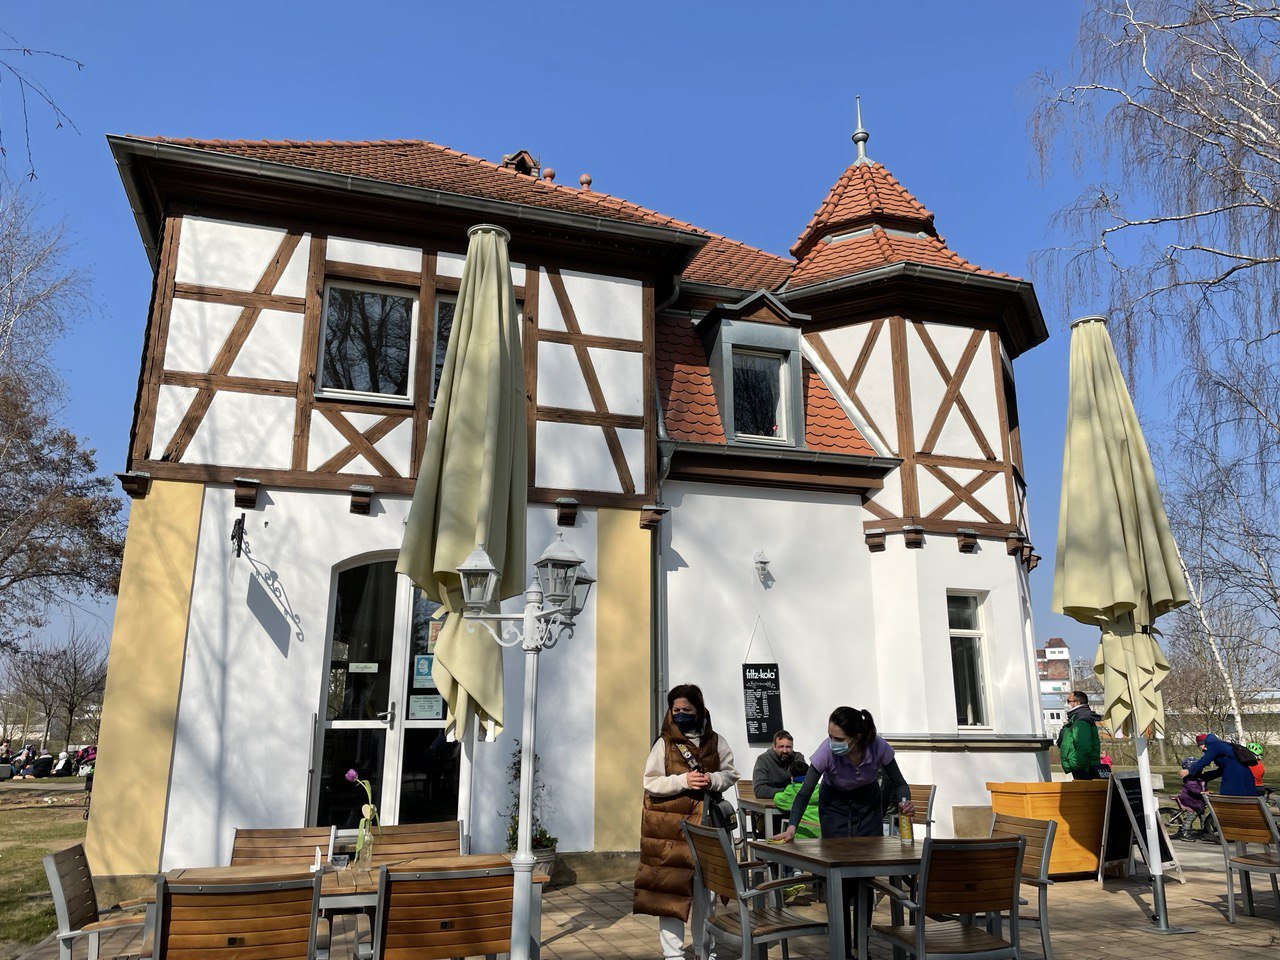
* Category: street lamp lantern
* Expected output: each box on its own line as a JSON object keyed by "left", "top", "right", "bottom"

{"left": 564, "top": 569, "right": 595, "bottom": 620}
{"left": 458, "top": 543, "right": 500, "bottom": 613}
{"left": 533, "top": 532, "right": 583, "bottom": 606}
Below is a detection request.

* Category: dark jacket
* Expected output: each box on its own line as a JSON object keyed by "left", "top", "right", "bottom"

{"left": 1185, "top": 734, "right": 1256, "bottom": 797}
{"left": 1057, "top": 705, "right": 1102, "bottom": 773}
{"left": 752, "top": 749, "right": 804, "bottom": 800}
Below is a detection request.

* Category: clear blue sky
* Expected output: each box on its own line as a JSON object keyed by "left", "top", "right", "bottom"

{"left": 11, "top": 2, "right": 1112, "bottom": 657}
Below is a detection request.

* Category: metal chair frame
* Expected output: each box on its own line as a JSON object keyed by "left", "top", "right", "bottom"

{"left": 1205, "top": 794, "right": 1280, "bottom": 923}
{"left": 43, "top": 843, "right": 150, "bottom": 960}
{"left": 682, "top": 820, "right": 827, "bottom": 960}
{"left": 990, "top": 812, "right": 1057, "bottom": 960}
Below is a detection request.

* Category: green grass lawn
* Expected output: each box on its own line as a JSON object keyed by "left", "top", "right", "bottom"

{"left": 0, "top": 803, "right": 88, "bottom": 947}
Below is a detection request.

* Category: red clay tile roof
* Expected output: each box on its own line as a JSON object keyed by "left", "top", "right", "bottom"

{"left": 804, "top": 363, "right": 875, "bottom": 455}
{"left": 656, "top": 315, "right": 725, "bottom": 443}
{"left": 792, "top": 162, "right": 934, "bottom": 258}
{"left": 789, "top": 226, "right": 1015, "bottom": 289}
{"left": 656, "top": 315, "right": 874, "bottom": 455}
{"left": 137, "top": 137, "right": 792, "bottom": 290}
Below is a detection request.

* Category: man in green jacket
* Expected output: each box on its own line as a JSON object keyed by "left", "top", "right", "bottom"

{"left": 1058, "top": 691, "right": 1103, "bottom": 779}
{"left": 772, "top": 759, "right": 821, "bottom": 837}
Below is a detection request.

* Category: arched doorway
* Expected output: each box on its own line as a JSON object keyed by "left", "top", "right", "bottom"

{"left": 310, "top": 558, "right": 461, "bottom": 828}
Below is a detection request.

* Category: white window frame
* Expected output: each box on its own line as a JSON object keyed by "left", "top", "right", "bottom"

{"left": 316, "top": 279, "right": 420, "bottom": 405}
{"left": 730, "top": 347, "right": 790, "bottom": 444}
{"left": 947, "top": 591, "right": 992, "bottom": 730}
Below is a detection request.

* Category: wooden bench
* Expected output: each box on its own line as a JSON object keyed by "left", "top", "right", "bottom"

{"left": 230, "top": 825, "right": 337, "bottom": 867}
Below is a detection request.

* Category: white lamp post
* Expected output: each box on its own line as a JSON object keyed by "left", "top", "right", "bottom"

{"left": 458, "top": 532, "right": 591, "bottom": 960}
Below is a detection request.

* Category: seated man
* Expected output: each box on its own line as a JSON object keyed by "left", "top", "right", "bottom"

{"left": 752, "top": 730, "right": 803, "bottom": 800}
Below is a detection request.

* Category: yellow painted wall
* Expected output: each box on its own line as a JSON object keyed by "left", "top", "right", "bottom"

{"left": 85, "top": 480, "right": 204, "bottom": 876}
{"left": 592, "top": 508, "right": 652, "bottom": 851}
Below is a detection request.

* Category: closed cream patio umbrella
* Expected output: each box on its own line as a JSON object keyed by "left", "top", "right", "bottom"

{"left": 1052, "top": 316, "right": 1188, "bottom": 932}
{"left": 398, "top": 223, "right": 526, "bottom": 844}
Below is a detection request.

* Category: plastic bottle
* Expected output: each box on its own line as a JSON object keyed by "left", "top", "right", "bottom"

{"left": 898, "top": 800, "right": 914, "bottom": 843}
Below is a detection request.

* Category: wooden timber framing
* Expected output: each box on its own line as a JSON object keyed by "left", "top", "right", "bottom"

{"left": 172, "top": 283, "right": 306, "bottom": 313}
{"left": 291, "top": 235, "right": 327, "bottom": 472}
{"left": 131, "top": 215, "right": 182, "bottom": 463}
{"left": 411, "top": 251, "right": 438, "bottom": 473}
{"left": 161, "top": 231, "right": 303, "bottom": 462}
{"left": 889, "top": 315, "right": 919, "bottom": 516}
{"left": 523, "top": 261, "right": 540, "bottom": 490}
{"left": 544, "top": 268, "right": 638, "bottom": 496}
{"left": 641, "top": 281, "right": 657, "bottom": 497}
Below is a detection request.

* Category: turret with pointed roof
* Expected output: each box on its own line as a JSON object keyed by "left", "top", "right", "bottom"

{"left": 785, "top": 114, "right": 1014, "bottom": 291}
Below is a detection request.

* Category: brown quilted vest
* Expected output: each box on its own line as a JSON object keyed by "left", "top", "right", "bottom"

{"left": 632, "top": 713, "right": 722, "bottom": 921}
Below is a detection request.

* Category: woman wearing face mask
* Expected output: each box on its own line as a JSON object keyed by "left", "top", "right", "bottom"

{"left": 633, "top": 684, "right": 739, "bottom": 960}
{"left": 774, "top": 706, "right": 912, "bottom": 841}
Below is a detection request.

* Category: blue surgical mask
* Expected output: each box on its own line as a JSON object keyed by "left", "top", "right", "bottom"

{"left": 830, "top": 738, "right": 851, "bottom": 756}
{"left": 673, "top": 713, "right": 698, "bottom": 732}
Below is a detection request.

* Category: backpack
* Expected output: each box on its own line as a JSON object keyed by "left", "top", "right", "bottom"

{"left": 1231, "top": 742, "right": 1259, "bottom": 767}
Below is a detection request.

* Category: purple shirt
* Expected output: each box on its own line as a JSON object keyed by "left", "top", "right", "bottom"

{"left": 810, "top": 735, "right": 894, "bottom": 790}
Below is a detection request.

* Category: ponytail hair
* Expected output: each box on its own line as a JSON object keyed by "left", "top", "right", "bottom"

{"left": 829, "top": 706, "right": 877, "bottom": 749}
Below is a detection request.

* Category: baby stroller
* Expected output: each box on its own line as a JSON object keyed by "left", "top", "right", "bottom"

{"left": 1163, "top": 758, "right": 1216, "bottom": 842}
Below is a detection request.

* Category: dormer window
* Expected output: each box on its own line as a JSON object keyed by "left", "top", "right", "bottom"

{"left": 732, "top": 350, "right": 788, "bottom": 442}
{"left": 694, "top": 290, "right": 810, "bottom": 448}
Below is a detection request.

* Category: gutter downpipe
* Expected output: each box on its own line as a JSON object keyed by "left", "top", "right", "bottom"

{"left": 648, "top": 278, "right": 681, "bottom": 738}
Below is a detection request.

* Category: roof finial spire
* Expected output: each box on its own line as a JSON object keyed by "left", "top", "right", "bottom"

{"left": 852, "top": 96, "right": 870, "bottom": 164}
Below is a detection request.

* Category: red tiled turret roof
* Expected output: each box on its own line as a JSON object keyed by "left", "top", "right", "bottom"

{"left": 791, "top": 162, "right": 934, "bottom": 258}
{"left": 135, "top": 137, "right": 793, "bottom": 290}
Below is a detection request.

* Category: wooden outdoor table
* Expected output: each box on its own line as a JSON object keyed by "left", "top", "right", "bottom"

{"left": 749, "top": 837, "right": 922, "bottom": 960}
{"left": 164, "top": 853, "right": 549, "bottom": 956}
{"left": 737, "top": 796, "right": 786, "bottom": 839}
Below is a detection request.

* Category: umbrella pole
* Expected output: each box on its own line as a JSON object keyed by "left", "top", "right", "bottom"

{"left": 456, "top": 700, "right": 475, "bottom": 854}
{"left": 1135, "top": 732, "right": 1194, "bottom": 934}
{"left": 510, "top": 583, "right": 543, "bottom": 960}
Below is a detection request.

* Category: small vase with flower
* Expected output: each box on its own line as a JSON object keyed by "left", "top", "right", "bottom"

{"left": 345, "top": 768, "right": 380, "bottom": 867}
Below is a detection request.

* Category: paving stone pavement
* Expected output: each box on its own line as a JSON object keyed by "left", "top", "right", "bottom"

{"left": 17, "top": 841, "right": 1279, "bottom": 960}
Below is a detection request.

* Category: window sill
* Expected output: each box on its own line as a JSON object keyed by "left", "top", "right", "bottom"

{"left": 314, "top": 390, "right": 414, "bottom": 408}
{"left": 731, "top": 434, "right": 795, "bottom": 448}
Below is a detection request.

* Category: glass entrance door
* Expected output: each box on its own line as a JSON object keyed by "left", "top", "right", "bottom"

{"left": 312, "top": 560, "right": 459, "bottom": 828}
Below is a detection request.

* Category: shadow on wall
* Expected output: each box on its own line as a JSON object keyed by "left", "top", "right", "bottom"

{"left": 242, "top": 536, "right": 305, "bottom": 655}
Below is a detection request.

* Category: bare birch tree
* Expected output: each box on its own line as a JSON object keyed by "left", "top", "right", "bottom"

{"left": 0, "top": 29, "right": 80, "bottom": 179}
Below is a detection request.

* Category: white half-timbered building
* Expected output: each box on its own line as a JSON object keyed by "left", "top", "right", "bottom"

{"left": 88, "top": 130, "right": 1049, "bottom": 881}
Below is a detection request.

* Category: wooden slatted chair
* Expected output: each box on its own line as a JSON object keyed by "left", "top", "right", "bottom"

{"left": 230, "top": 826, "right": 337, "bottom": 866}
{"left": 868, "top": 836, "right": 1026, "bottom": 960}
{"left": 153, "top": 871, "right": 321, "bottom": 960}
{"left": 363, "top": 861, "right": 515, "bottom": 960}
{"left": 886, "top": 784, "right": 936, "bottom": 840}
{"left": 366, "top": 820, "right": 462, "bottom": 865}
{"left": 43, "top": 844, "right": 150, "bottom": 960}
{"left": 681, "top": 820, "right": 827, "bottom": 960}
{"left": 1204, "top": 795, "right": 1280, "bottom": 923}
{"left": 991, "top": 812, "right": 1057, "bottom": 960}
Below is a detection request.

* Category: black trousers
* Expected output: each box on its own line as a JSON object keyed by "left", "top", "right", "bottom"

{"left": 819, "top": 782, "right": 882, "bottom": 958}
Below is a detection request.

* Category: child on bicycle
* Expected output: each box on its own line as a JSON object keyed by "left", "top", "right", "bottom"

{"left": 1173, "top": 758, "right": 1209, "bottom": 840}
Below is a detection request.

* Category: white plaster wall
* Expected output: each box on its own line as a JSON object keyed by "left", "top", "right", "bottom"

{"left": 469, "top": 505, "right": 598, "bottom": 855}
{"left": 152, "top": 385, "right": 199, "bottom": 455}
{"left": 184, "top": 394, "right": 296, "bottom": 470}
{"left": 537, "top": 342, "right": 594, "bottom": 410}
{"left": 229, "top": 310, "right": 305, "bottom": 382}
{"left": 165, "top": 300, "right": 241, "bottom": 372}
{"left": 587, "top": 348, "right": 644, "bottom": 415}
{"left": 559, "top": 269, "right": 642, "bottom": 340}
{"left": 176, "top": 217, "right": 304, "bottom": 292}
{"left": 327, "top": 237, "right": 421, "bottom": 273}
{"left": 536, "top": 421, "right": 630, "bottom": 492}
{"left": 857, "top": 333, "right": 898, "bottom": 454}
{"left": 162, "top": 487, "right": 413, "bottom": 868}
{"left": 663, "top": 482, "right": 879, "bottom": 796}
{"left": 161, "top": 492, "right": 598, "bottom": 868}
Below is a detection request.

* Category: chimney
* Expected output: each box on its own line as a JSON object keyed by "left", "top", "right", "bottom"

{"left": 500, "top": 149, "right": 540, "bottom": 177}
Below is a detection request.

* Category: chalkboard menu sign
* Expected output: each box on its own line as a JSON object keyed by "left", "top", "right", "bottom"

{"left": 742, "top": 663, "right": 784, "bottom": 744}
{"left": 1099, "top": 772, "right": 1182, "bottom": 883}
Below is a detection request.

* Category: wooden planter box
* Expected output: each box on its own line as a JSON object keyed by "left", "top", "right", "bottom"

{"left": 986, "top": 780, "right": 1109, "bottom": 877}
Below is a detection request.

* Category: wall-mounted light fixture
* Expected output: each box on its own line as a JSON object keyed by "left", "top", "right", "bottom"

{"left": 230, "top": 512, "right": 247, "bottom": 558}
{"left": 753, "top": 550, "right": 770, "bottom": 576}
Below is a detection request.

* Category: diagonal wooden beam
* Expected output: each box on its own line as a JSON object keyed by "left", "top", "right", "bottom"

{"left": 162, "top": 232, "right": 303, "bottom": 462}
{"left": 807, "top": 330, "right": 889, "bottom": 452}
{"left": 924, "top": 464, "right": 1001, "bottom": 523}
{"left": 315, "top": 410, "right": 403, "bottom": 476}
{"left": 847, "top": 318, "right": 884, "bottom": 394}
{"left": 546, "top": 270, "right": 634, "bottom": 494}
{"left": 918, "top": 328, "right": 994, "bottom": 458}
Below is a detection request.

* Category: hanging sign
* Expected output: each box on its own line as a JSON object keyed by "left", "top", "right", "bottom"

{"left": 742, "top": 663, "right": 784, "bottom": 745}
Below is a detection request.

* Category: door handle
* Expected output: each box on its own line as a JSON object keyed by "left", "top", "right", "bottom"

{"left": 377, "top": 702, "right": 397, "bottom": 729}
